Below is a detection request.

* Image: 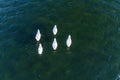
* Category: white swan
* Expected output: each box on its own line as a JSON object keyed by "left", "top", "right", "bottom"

{"left": 53, "top": 25, "right": 58, "bottom": 35}
{"left": 35, "top": 29, "right": 41, "bottom": 41}
{"left": 38, "top": 43, "right": 43, "bottom": 55}
{"left": 52, "top": 38, "right": 58, "bottom": 50}
{"left": 66, "top": 35, "right": 72, "bottom": 48}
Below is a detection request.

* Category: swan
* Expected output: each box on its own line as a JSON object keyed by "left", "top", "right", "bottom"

{"left": 52, "top": 38, "right": 58, "bottom": 50}
{"left": 53, "top": 25, "right": 58, "bottom": 35}
{"left": 35, "top": 29, "right": 41, "bottom": 41}
{"left": 38, "top": 43, "right": 43, "bottom": 55}
{"left": 66, "top": 35, "right": 72, "bottom": 48}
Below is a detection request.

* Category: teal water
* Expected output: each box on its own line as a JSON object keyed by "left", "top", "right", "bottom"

{"left": 0, "top": 0, "right": 120, "bottom": 80}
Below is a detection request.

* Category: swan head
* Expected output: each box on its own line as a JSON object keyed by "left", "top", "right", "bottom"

{"left": 68, "top": 35, "right": 71, "bottom": 39}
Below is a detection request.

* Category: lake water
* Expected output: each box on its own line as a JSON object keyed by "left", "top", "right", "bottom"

{"left": 0, "top": 0, "right": 120, "bottom": 80}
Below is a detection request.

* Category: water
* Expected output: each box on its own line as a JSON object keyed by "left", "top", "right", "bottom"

{"left": 0, "top": 0, "right": 120, "bottom": 80}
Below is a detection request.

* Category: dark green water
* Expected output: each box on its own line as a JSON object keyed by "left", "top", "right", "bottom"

{"left": 0, "top": 0, "right": 120, "bottom": 80}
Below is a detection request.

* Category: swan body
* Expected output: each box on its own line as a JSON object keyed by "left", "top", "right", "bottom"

{"left": 53, "top": 25, "right": 58, "bottom": 35}
{"left": 35, "top": 29, "right": 41, "bottom": 41}
{"left": 52, "top": 38, "right": 58, "bottom": 50}
{"left": 66, "top": 35, "right": 72, "bottom": 48}
{"left": 38, "top": 43, "right": 43, "bottom": 55}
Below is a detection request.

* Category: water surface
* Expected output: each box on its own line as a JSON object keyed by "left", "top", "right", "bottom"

{"left": 0, "top": 0, "right": 120, "bottom": 80}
